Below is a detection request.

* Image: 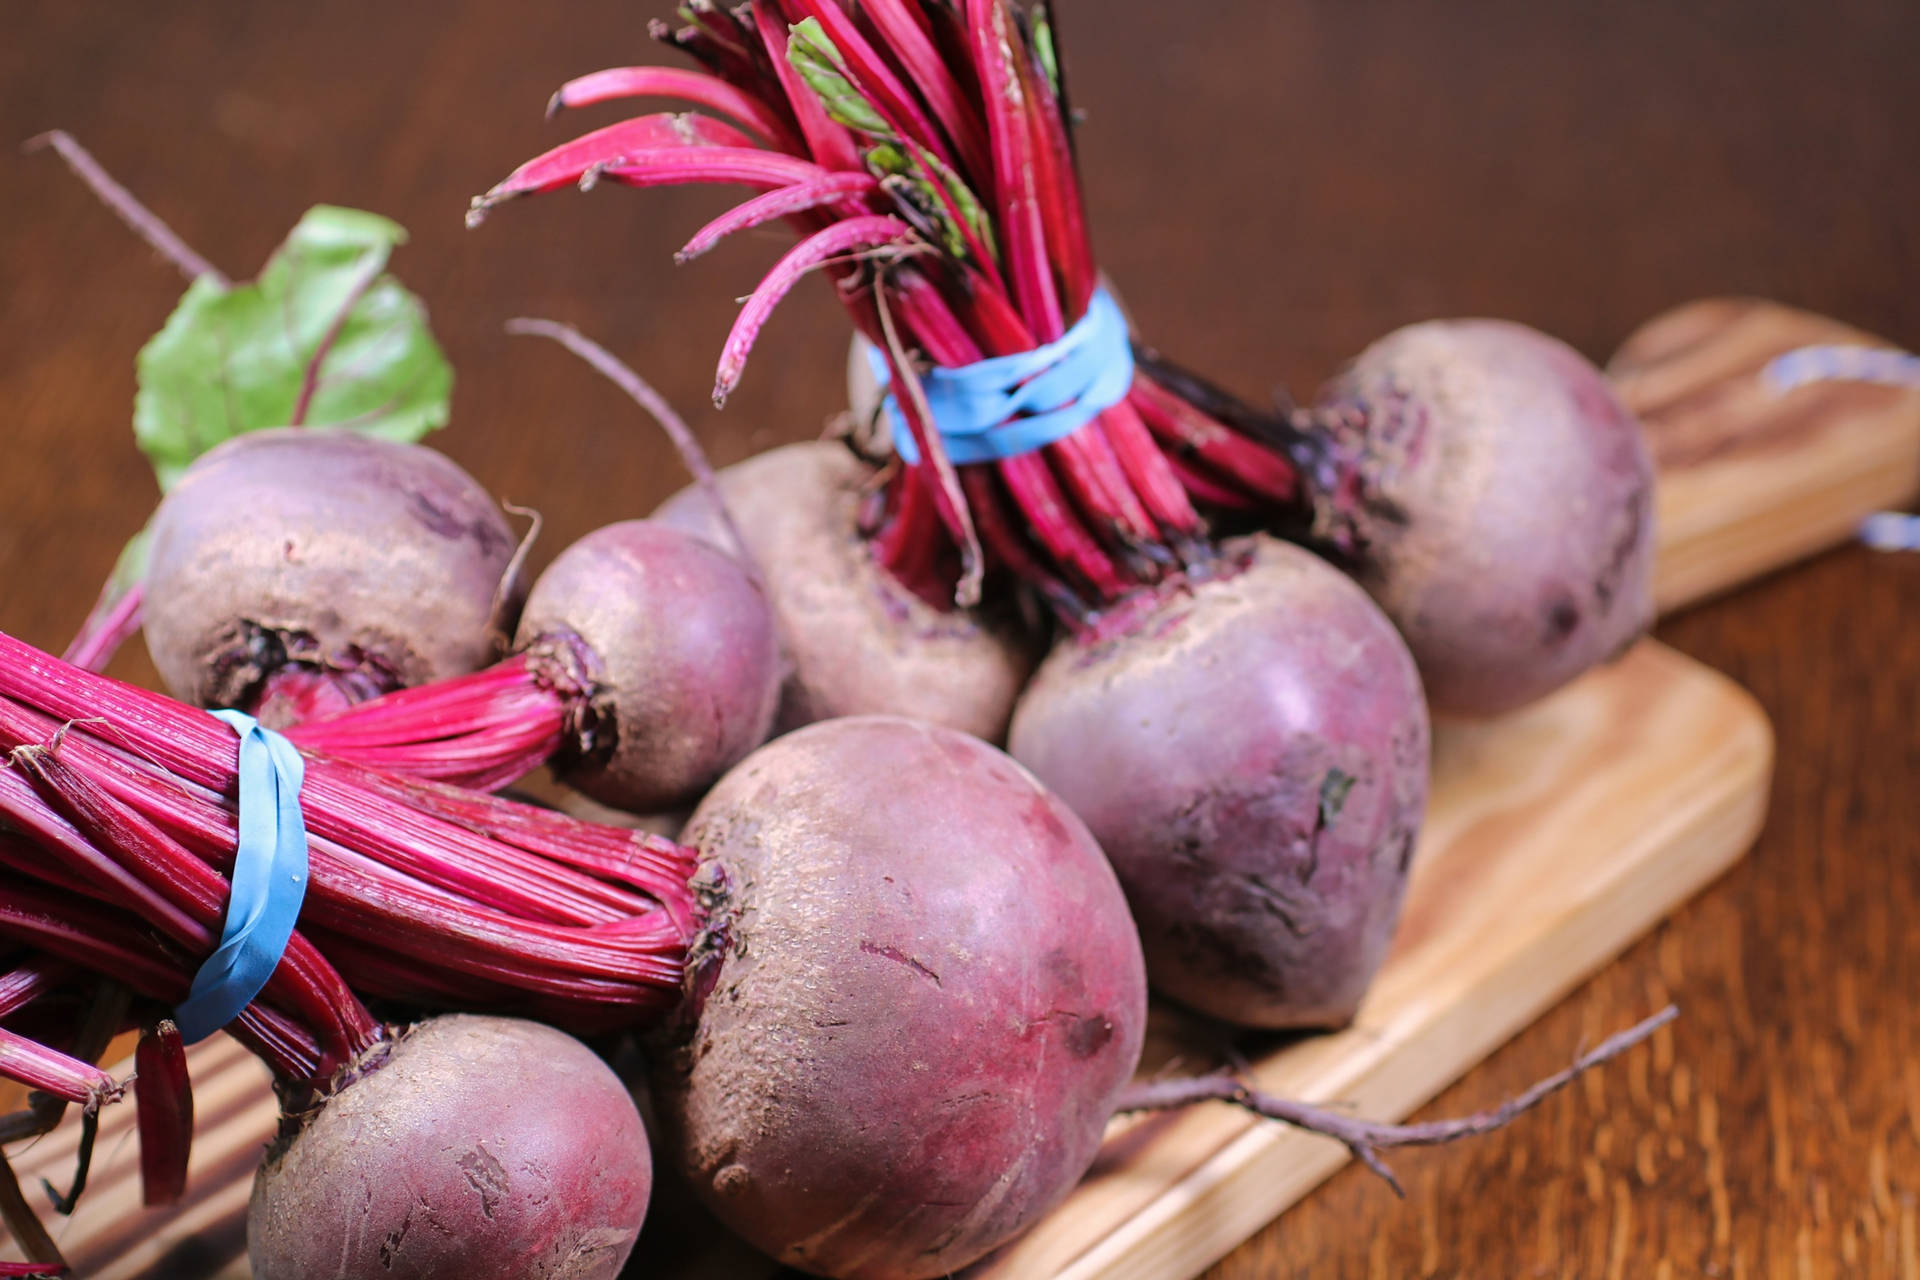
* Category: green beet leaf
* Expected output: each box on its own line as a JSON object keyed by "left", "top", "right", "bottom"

{"left": 132, "top": 205, "right": 452, "bottom": 490}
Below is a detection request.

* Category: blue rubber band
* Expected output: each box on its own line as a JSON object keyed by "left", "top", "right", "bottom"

{"left": 1860, "top": 512, "right": 1920, "bottom": 553}
{"left": 1765, "top": 345, "right": 1920, "bottom": 394}
{"left": 173, "top": 711, "right": 310, "bottom": 1044}
{"left": 869, "top": 288, "right": 1135, "bottom": 466}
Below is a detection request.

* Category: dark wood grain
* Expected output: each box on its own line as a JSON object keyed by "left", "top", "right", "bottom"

{"left": 2, "top": 2, "right": 1917, "bottom": 1276}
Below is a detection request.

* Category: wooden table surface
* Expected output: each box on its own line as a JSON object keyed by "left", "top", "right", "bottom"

{"left": 3, "top": 2, "right": 1918, "bottom": 1275}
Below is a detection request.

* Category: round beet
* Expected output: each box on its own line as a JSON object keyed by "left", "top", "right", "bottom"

{"left": 248, "top": 1016, "right": 651, "bottom": 1280}
{"left": 144, "top": 429, "right": 521, "bottom": 719}
{"left": 653, "top": 442, "right": 1039, "bottom": 743}
{"left": 653, "top": 716, "right": 1146, "bottom": 1280}
{"left": 1322, "top": 319, "right": 1656, "bottom": 716}
{"left": 1010, "top": 536, "right": 1429, "bottom": 1030}
{"left": 516, "top": 520, "right": 782, "bottom": 812}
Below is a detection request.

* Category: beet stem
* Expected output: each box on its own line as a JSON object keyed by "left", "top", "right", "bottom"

{"left": 0, "top": 1031, "right": 120, "bottom": 1110}
{"left": 505, "top": 317, "right": 766, "bottom": 594}
{"left": 874, "top": 280, "right": 985, "bottom": 604}
{"left": 0, "top": 630, "right": 693, "bottom": 1030}
{"left": 133, "top": 1022, "right": 194, "bottom": 1207}
{"left": 24, "top": 131, "right": 227, "bottom": 286}
{"left": 59, "top": 581, "right": 144, "bottom": 676}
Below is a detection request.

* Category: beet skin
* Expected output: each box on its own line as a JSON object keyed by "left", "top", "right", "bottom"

{"left": 145, "top": 429, "right": 521, "bottom": 715}
{"left": 1325, "top": 319, "right": 1656, "bottom": 716}
{"left": 654, "top": 716, "right": 1146, "bottom": 1280}
{"left": 1010, "top": 536, "right": 1430, "bottom": 1030}
{"left": 653, "top": 442, "right": 1039, "bottom": 744}
{"left": 516, "top": 520, "right": 782, "bottom": 812}
{"left": 248, "top": 1016, "right": 651, "bottom": 1280}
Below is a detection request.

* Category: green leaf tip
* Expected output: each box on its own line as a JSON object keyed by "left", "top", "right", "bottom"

{"left": 132, "top": 205, "right": 452, "bottom": 490}
{"left": 787, "top": 17, "right": 894, "bottom": 139}
{"left": 1032, "top": 4, "right": 1061, "bottom": 95}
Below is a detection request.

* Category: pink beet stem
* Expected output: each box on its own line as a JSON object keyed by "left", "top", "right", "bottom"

{"left": 1020, "top": 48, "right": 1096, "bottom": 315}
{"left": 550, "top": 64, "right": 803, "bottom": 153}
{"left": 873, "top": 285, "right": 986, "bottom": 604}
{"left": 134, "top": 1022, "right": 193, "bottom": 1206}
{"left": 0, "top": 961, "right": 69, "bottom": 1019}
{"left": 715, "top": 215, "right": 916, "bottom": 404}
{"left": 998, "top": 452, "right": 1128, "bottom": 598}
{"left": 869, "top": 468, "right": 951, "bottom": 606}
{"left": 468, "top": 121, "right": 778, "bottom": 221}
{"left": 678, "top": 172, "right": 882, "bottom": 261}
{"left": 0, "top": 1030, "right": 120, "bottom": 1109}
{"left": 751, "top": 4, "right": 863, "bottom": 172}
{"left": 60, "top": 580, "right": 144, "bottom": 675}
{"left": 26, "top": 131, "right": 227, "bottom": 286}
{"left": 859, "top": 0, "right": 993, "bottom": 183}
{"left": 5, "top": 740, "right": 380, "bottom": 1072}
{"left": 1130, "top": 376, "right": 1302, "bottom": 504}
{"left": 970, "top": 0, "right": 1064, "bottom": 340}
{"left": 1162, "top": 452, "right": 1262, "bottom": 509}
{"left": 0, "top": 630, "right": 694, "bottom": 1024}
{"left": 1046, "top": 428, "right": 1158, "bottom": 544}
{"left": 1097, "top": 398, "right": 1207, "bottom": 535}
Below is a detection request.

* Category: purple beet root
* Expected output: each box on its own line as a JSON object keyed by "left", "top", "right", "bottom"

{"left": 654, "top": 717, "right": 1146, "bottom": 1280}
{"left": 652, "top": 442, "right": 1040, "bottom": 744}
{"left": 1009, "top": 536, "right": 1430, "bottom": 1030}
{"left": 517, "top": 520, "right": 782, "bottom": 813}
{"left": 1322, "top": 319, "right": 1656, "bottom": 716}
{"left": 247, "top": 1016, "right": 652, "bottom": 1280}
{"left": 144, "top": 429, "right": 522, "bottom": 721}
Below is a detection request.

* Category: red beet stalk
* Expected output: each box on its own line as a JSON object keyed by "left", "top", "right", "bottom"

{"left": 0, "top": 629, "right": 700, "bottom": 1033}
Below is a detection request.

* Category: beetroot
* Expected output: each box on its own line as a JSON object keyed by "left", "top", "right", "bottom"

{"left": 514, "top": 519, "right": 781, "bottom": 811}
{"left": 654, "top": 716, "right": 1146, "bottom": 1279}
{"left": 143, "top": 429, "right": 521, "bottom": 725}
{"left": 654, "top": 443, "right": 1039, "bottom": 743}
{"left": 1011, "top": 536, "right": 1430, "bottom": 1028}
{"left": 261, "top": 323, "right": 786, "bottom": 814}
{"left": 1307, "top": 319, "right": 1656, "bottom": 716}
{"left": 249, "top": 1016, "right": 651, "bottom": 1280}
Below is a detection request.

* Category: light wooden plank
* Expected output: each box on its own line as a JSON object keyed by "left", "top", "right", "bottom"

{"left": 1616, "top": 297, "right": 1920, "bottom": 611}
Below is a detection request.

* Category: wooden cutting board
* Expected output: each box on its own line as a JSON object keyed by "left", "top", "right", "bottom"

{"left": 1615, "top": 296, "right": 1920, "bottom": 611}
{"left": 2, "top": 299, "right": 1914, "bottom": 1279}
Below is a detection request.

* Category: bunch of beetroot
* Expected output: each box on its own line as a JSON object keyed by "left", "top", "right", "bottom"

{"left": 0, "top": 3, "right": 1676, "bottom": 1277}
{"left": 0, "top": 632, "right": 1667, "bottom": 1280}
{"left": 468, "top": 0, "right": 1655, "bottom": 1041}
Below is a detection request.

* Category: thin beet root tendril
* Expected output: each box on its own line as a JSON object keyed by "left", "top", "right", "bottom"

{"left": 471, "top": 0, "right": 1340, "bottom": 624}
{"left": 1114, "top": 1005, "right": 1679, "bottom": 1195}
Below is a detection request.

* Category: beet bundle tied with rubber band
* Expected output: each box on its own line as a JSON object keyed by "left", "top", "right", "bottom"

{"left": 470, "top": 0, "right": 1656, "bottom": 1037}
{"left": 0, "top": 631, "right": 1669, "bottom": 1280}
{"left": 0, "top": 3, "right": 1695, "bottom": 1278}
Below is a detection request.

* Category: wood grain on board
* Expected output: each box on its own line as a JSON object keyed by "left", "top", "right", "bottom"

{"left": 1614, "top": 298, "right": 1920, "bottom": 614}
{"left": 0, "top": 641, "right": 1772, "bottom": 1280}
